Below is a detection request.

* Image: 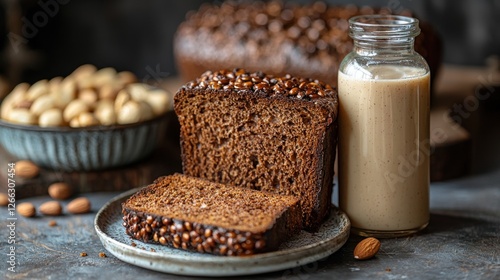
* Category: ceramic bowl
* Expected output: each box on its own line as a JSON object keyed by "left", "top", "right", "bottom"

{"left": 0, "top": 113, "right": 169, "bottom": 171}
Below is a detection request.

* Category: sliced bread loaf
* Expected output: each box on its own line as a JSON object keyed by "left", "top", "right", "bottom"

{"left": 174, "top": 69, "right": 338, "bottom": 230}
{"left": 122, "top": 173, "right": 302, "bottom": 256}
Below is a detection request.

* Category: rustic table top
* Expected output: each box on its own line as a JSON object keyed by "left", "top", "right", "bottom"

{"left": 1, "top": 65, "right": 500, "bottom": 279}
{"left": 1, "top": 170, "right": 499, "bottom": 280}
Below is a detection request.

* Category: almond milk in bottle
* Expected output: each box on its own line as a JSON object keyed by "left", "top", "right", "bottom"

{"left": 338, "top": 15, "right": 430, "bottom": 238}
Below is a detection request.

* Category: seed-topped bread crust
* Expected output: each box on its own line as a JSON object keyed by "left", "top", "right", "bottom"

{"left": 122, "top": 174, "right": 302, "bottom": 256}
{"left": 175, "top": 69, "right": 338, "bottom": 230}
{"left": 182, "top": 68, "right": 336, "bottom": 100}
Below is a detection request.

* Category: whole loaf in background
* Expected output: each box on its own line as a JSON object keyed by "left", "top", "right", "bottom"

{"left": 174, "top": 1, "right": 441, "bottom": 86}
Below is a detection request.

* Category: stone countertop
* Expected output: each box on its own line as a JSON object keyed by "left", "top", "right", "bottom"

{"left": 1, "top": 169, "right": 499, "bottom": 280}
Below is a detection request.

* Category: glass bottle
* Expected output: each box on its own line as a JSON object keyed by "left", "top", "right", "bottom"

{"left": 338, "top": 15, "right": 430, "bottom": 238}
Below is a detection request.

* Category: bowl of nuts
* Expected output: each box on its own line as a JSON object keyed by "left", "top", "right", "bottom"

{"left": 0, "top": 65, "right": 172, "bottom": 171}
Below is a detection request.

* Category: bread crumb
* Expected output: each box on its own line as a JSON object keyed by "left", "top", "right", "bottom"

{"left": 131, "top": 242, "right": 137, "bottom": 247}
{"left": 48, "top": 220, "right": 57, "bottom": 227}
{"left": 80, "top": 252, "right": 87, "bottom": 257}
{"left": 150, "top": 248, "right": 156, "bottom": 252}
{"left": 99, "top": 252, "right": 107, "bottom": 258}
{"left": 385, "top": 268, "right": 392, "bottom": 272}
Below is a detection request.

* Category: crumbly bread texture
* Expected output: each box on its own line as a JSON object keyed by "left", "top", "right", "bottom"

{"left": 174, "top": 69, "right": 338, "bottom": 230}
{"left": 122, "top": 173, "right": 302, "bottom": 256}
{"left": 174, "top": 1, "right": 441, "bottom": 86}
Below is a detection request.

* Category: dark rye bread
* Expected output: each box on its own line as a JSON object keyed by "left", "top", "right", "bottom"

{"left": 174, "top": 1, "right": 441, "bottom": 86}
{"left": 122, "top": 173, "right": 301, "bottom": 256}
{"left": 174, "top": 69, "right": 338, "bottom": 230}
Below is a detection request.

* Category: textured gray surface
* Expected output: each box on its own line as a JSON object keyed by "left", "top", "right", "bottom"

{"left": 0, "top": 169, "right": 499, "bottom": 280}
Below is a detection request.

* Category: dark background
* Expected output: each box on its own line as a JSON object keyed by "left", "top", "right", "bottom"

{"left": 0, "top": 0, "right": 499, "bottom": 85}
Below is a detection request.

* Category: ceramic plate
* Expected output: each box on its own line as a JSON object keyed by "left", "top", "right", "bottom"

{"left": 94, "top": 188, "right": 350, "bottom": 277}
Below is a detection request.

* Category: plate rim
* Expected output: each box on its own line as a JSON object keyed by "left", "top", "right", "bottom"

{"left": 94, "top": 188, "right": 351, "bottom": 276}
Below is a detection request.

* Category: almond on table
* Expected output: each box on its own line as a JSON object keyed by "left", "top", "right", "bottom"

{"left": 67, "top": 197, "right": 91, "bottom": 214}
{"left": 48, "top": 182, "right": 73, "bottom": 200}
{"left": 39, "top": 201, "right": 63, "bottom": 216}
{"left": 354, "top": 237, "right": 381, "bottom": 260}
{"left": 0, "top": 193, "right": 8, "bottom": 206}
{"left": 17, "top": 202, "right": 36, "bottom": 217}
{"left": 14, "top": 160, "right": 39, "bottom": 179}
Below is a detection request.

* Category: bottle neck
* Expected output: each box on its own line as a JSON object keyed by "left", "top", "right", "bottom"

{"left": 349, "top": 15, "right": 420, "bottom": 56}
{"left": 353, "top": 37, "right": 416, "bottom": 56}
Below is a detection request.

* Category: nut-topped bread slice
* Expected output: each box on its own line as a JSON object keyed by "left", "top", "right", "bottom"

{"left": 122, "top": 173, "right": 302, "bottom": 256}
{"left": 174, "top": 69, "right": 338, "bottom": 230}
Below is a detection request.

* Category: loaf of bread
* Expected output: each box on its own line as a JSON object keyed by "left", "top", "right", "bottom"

{"left": 122, "top": 173, "right": 302, "bottom": 256}
{"left": 174, "top": 69, "right": 338, "bottom": 230}
{"left": 174, "top": 1, "right": 441, "bottom": 86}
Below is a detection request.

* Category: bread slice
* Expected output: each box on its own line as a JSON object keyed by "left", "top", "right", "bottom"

{"left": 174, "top": 69, "right": 338, "bottom": 230}
{"left": 122, "top": 173, "right": 302, "bottom": 256}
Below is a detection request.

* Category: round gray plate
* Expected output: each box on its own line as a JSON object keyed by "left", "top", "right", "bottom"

{"left": 94, "top": 188, "right": 350, "bottom": 277}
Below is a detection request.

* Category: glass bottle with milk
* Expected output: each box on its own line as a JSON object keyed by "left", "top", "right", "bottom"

{"left": 338, "top": 15, "right": 430, "bottom": 237}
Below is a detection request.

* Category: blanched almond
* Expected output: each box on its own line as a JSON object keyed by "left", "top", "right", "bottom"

{"left": 63, "top": 99, "right": 89, "bottom": 122}
{"left": 26, "top": 79, "right": 48, "bottom": 101}
{"left": 6, "top": 109, "right": 37, "bottom": 125}
{"left": 39, "top": 108, "right": 64, "bottom": 127}
{"left": 30, "top": 95, "right": 55, "bottom": 116}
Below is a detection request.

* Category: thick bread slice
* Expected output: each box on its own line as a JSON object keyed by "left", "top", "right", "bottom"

{"left": 122, "top": 173, "right": 302, "bottom": 256}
